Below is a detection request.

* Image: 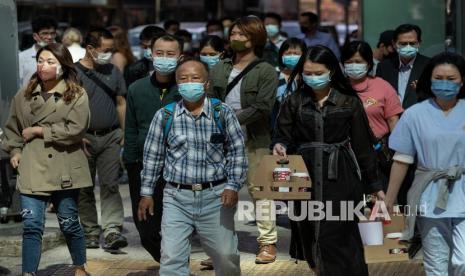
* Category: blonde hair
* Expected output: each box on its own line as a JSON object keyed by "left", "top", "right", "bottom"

{"left": 62, "top": 27, "right": 83, "bottom": 47}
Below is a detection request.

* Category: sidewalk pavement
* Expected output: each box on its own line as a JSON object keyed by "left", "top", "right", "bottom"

{"left": 0, "top": 183, "right": 424, "bottom": 275}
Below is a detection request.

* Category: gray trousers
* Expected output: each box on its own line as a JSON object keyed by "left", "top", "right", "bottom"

{"left": 78, "top": 129, "right": 124, "bottom": 237}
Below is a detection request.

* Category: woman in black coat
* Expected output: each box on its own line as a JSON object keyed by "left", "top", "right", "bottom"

{"left": 272, "top": 45, "right": 385, "bottom": 276}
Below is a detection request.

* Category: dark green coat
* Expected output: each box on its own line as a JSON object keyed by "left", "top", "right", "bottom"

{"left": 207, "top": 58, "right": 278, "bottom": 149}
{"left": 123, "top": 74, "right": 180, "bottom": 164}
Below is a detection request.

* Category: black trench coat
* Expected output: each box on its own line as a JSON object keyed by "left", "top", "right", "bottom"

{"left": 272, "top": 88, "right": 382, "bottom": 276}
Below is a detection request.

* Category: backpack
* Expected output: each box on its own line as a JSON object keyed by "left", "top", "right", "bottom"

{"left": 162, "top": 98, "right": 226, "bottom": 141}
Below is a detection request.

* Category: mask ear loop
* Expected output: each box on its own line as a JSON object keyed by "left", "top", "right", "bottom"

{"left": 56, "top": 65, "right": 63, "bottom": 79}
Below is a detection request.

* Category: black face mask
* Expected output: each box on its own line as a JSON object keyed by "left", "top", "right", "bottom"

{"left": 300, "top": 26, "right": 310, "bottom": 34}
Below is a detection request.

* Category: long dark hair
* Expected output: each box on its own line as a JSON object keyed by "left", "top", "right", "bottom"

{"left": 287, "top": 45, "right": 357, "bottom": 97}
{"left": 108, "top": 25, "right": 136, "bottom": 65}
{"left": 25, "top": 43, "right": 83, "bottom": 104}
{"left": 417, "top": 52, "right": 465, "bottom": 101}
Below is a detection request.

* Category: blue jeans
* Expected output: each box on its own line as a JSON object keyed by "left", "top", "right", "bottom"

{"left": 21, "top": 189, "right": 86, "bottom": 274}
{"left": 160, "top": 183, "right": 240, "bottom": 276}
{"left": 418, "top": 217, "right": 465, "bottom": 276}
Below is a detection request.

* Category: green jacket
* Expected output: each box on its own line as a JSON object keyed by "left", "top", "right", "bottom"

{"left": 208, "top": 58, "right": 278, "bottom": 149}
{"left": 123, "top": 74, "right": 180, "bottom": 164}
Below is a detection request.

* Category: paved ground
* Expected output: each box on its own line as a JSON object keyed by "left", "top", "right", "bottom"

{"left": 0, "top": 183, "right": 425, "bottom": 275}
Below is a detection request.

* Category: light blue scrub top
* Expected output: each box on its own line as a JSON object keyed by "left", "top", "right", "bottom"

{"left": 389, "top": 99, "right": 465, "bottom": 218}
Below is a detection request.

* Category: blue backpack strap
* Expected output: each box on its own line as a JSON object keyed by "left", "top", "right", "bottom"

{"left": 210, "top": 98, "right": 225, "bottom": 135}
{"left": 162, "top": 102, "right": 177, "bottom": 139}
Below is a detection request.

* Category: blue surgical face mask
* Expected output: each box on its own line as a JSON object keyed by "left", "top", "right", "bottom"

{"left": 431, "top": 80, "right": 462, "bottom": 100}
{"left": 153, "top": 57, "right": 178, "bottom": 75}
{"left": 344, "top": 63, "right": 368, "bottom": 80}
{"left": 143, "top": 48, "right": 152, "bottom": 60}
{"left": 200, "top": 55, "right": 221, "bottom": 68}
{"left": 303, "top": 72, "right": 331, "bottom": 91}
{"left": 397, "top": 45, "right": 418, "bottom": 59}
{"left": 282, "top": 55, "right": 301, "bottom": 69}
{"left": 178, "top": 82, "right": 206, "bottom": 102}
{"left": 265, "top": 24, "right": 280, "bottom": 38}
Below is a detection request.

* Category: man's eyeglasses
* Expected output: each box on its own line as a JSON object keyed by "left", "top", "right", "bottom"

{"left": 38, "top": 31, "right": 57, "bottom": 38}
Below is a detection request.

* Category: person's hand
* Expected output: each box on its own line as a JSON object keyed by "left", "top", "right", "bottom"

{"left": 10, "top": 153, "right": 21, "bottom": 169}
{"left": 383, "top": 194, "right": 396, "bottom": 215}
{"left": 221, "top": 189, "right": 238, "bottom": 208}
{"left": 374, "top": 190, "right": 386, "bottom": 201}
{"left": 273, "top": 143, "right": 287, "bottom": 157}
{"left": 138, "top": 196, "right": 154, "bottom": 221}
{"left": 410, "top": 80, "right": 418, "bottom": 90}
{"left": 82, "top": 138, "right": 91, "bottom": 157}
{"left": 22, "top": 127, "right": 41, "bottom": 142}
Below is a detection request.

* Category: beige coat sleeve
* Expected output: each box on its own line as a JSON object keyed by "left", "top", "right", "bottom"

{"left": 42, "top": 92, "right": 90, "bottom": 146}
{"left": 3, "top": 94, "right": 25, "bottom": 157}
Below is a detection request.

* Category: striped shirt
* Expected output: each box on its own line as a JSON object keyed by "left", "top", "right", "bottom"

{"left": 140, "top": 97, "right": 248, "bottom": 196}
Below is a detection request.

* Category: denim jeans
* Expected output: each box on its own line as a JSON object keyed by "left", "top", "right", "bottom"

{"left": 418, "top": 217, "right": 465, "bottom": 276}
{"left": 21, "top": 189, "right": 86, "bottom": 274}
{"left": 160, "top": 183, "right": 240, "bottom": 276}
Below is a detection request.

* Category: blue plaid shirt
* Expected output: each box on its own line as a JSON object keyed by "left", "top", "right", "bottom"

{"left": 140, "top": 97, "right": 248, "bottom": 196}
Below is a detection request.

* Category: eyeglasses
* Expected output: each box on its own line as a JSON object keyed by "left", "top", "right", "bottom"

{"left": 38, "top": 31, "right": 57, "bottom": 38}
{"left": 397, "top": 42, "right": 419, "bottom": 47}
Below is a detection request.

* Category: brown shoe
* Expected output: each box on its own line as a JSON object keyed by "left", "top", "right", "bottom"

{"left": 200, "top": 257, "right": 214, "bottom": 269}
{"left": 255, "top": 244, "right": 277, "bottom": 264}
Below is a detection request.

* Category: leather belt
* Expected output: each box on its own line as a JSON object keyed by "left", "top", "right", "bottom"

{"left": 87, "top": 125, "right": 119, "bottom": 136}
{"left": 170, "top": 178, "right": 226, "bottom": 191}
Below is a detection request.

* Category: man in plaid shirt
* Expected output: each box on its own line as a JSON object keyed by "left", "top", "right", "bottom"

{"left": 138, "top": 59, "right": 247, "bottom": 276}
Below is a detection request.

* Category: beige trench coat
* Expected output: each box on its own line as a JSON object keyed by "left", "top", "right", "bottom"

{"left": 3, "top": 80, "right": 92, "bottom": 195}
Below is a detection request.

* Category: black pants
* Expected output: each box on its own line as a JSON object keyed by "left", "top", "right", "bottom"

{"left": 126, "top": 162, "right": 164, "bottom": 262}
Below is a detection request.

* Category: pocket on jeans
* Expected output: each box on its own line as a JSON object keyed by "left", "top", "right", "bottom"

{"left": 212, "top": 184, "right": 225, "bottom": 197}
{"left": 164, "top": 187, "right": 178, "bottom": 197}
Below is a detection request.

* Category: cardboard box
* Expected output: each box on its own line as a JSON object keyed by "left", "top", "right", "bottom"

{"left": 364, "top": 215, "right": 409, "bottom": 264}
{"left": 252, "top": 155, "right": 312, "bottom": 200}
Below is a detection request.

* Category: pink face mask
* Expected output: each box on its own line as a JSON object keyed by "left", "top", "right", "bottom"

{"left": 37, "top": 64, "right": 62, "bottom": 81}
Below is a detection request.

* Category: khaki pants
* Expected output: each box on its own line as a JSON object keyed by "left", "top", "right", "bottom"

{"left": 78, "top": 129, "right": 124, "bottom": 237}
{"left": 246, "top": 145, "right": 277, "bottom": 245}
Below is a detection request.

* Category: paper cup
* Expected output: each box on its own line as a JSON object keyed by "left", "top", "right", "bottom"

{"left": 358, "top": 221, "right": 383, "bottom": 245}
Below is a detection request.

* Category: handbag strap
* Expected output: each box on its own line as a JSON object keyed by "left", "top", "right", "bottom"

{"left": 75, "top": 62, "right": 117, "bottom": 104}
{"left": 225, "top": 59, "right": 265, "bottom": 96}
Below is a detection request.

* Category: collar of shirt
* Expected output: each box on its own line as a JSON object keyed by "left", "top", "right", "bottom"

{"left": 398, "top": 56, "right": 416, "bottom": 71}
{"left": 150, "top": 72, "right": 176, "bottom": 89}
{"left": 176, "top": 97, "right": 212, "bottom": 119}
{"left": 301, "top": 87, "right": 339, "bottom": 107}
{"left": 32, "top": 79, "right": 67, "bottom": 95}
{"left": 270, "top": 35, "right": 286, "bottom": 45}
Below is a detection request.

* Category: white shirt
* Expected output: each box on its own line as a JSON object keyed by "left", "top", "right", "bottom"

{"left": 225, "top": 68, "right": 242, "bottom": 111}
{"left": 18, "top": 45, "right": 38, "bottom": 88}
{"left": 397, "top": 57, "right": 416, "bottom": 103}
{"left": 225, "top": 68, "right": 248, "bottom": 140}
{"left": 67, "top": 43, "right": 86, "bottom": 63}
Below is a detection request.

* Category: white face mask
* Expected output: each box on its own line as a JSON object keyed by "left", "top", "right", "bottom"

{"left": 91, "top": 50, "right": 112, "bottom": 65}
{"left": 37, "top": 40, "right": 48, "bottom": 48}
